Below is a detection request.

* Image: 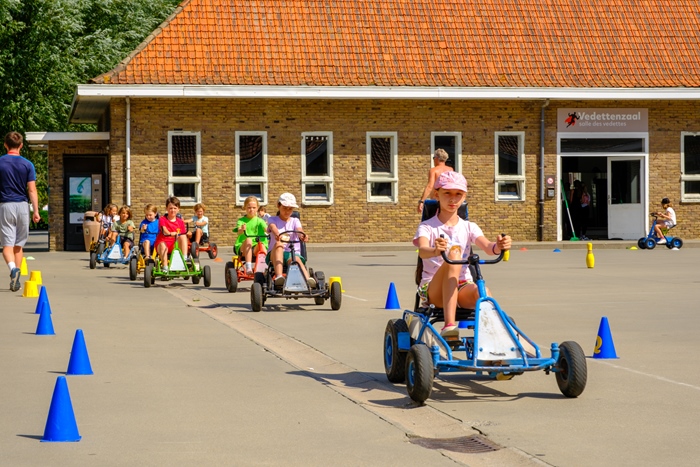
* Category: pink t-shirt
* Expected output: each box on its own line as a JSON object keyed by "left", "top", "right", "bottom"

{"left": 413, "top": 215, "right": 484, "bottom": 287}
{"left": 267, "top": 216, "right": 303, "bottom": 253}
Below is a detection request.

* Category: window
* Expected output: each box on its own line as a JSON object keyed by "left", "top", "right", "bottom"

{"left": 168, "top": 131, "right": 201, "bottom": 205}
{"left": 494, "top": 132, "right": 525, "bottom": 201}
{"left": 301, "top": 132, "right": 333, "bottom": 204}
{"left": 431, "top": 132, "right": 462, "bottom": 172}
{"left": 681, "top": 132, "right": 700, "bottom": 202}
{"left": 366, "top": 132, "right": 398, "bottom": 202}
{"left": 235, "top": 131, "right": 267, "bottom": 205}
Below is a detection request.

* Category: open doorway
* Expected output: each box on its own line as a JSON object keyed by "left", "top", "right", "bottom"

{"left": 561, "top": 156, "right": 607, "bottom": 240}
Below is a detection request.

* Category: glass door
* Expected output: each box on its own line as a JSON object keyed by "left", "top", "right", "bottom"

{"left": 607, "top": 157, "right": 644, "bottom": 239}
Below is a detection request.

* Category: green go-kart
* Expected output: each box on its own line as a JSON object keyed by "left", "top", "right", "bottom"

{"left": 143, "top": 241, "right": 211, "bottom": 288}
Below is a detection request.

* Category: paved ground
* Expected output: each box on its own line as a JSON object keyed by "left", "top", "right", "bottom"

{"left": 2, "top": 243, "right": 700, "bottom": 466}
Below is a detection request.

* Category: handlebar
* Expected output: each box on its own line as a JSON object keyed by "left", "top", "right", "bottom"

{"left": 439, "top": 233, "right": 508, "bottom": 266}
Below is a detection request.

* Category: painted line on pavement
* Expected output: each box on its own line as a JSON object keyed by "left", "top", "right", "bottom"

{"left": 592, "top": 359, "right": 700, "bottom": 391}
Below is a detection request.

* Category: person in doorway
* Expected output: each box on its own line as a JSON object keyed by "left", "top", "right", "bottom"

{"left": 0, "top": 132, "right": 40, "bottom": 292}
{"left": 654, "top": 198, "right": 676, "bottom": 244}
{"left": 579, "top": 182, "right": 591, "bottom": 240}
{"left": 417, "top": 148, "right": 454, "bottom": 214}
{"left": 568, "top": 180, "right": 583, "bottom": 239}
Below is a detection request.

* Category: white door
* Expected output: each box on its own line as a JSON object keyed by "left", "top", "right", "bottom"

{"left": 607, "top": 157, "right": 644, "bottom": 239}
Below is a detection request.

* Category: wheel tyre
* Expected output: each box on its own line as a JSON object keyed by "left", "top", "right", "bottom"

{"left": 645, "top": 238, "right": 656, "bottom": 250}
{"left": 144, "top": 265, "right": 153, "bottom": 288}
{"left": 671, "top": 238, "right": 683, "bottom": 249}
{"left": 89, "top": 252, "right": 97, "bottom": 269}
{"left": 555, "top": 341, "right": 588, "bottom": 398}
{"left": 637, "top": 238, "right": 647, "bottom": 250}
{"left": 208, "top": 243, "right": 218, "bottom": 259}
{"left": 254, "top": 272, "right": 266, "bottom": 284}
{"left": 192, "top": 273, "right": 201, "bottom": 284}
{"left": 104, "top": 262, "right": 110, "bottom": 268}
{"left": 405, "top": 345, "right": 434, "bottom": 404}
{"left": 251, "top": 282, "right": 264, "bottom": 312}
{"left": 129, "top": 257, "right": 138, "bottom": 281}
{"left": 203, "top": 265, "right": 212, "bottom": 287}
{"left": 96, "top": 242, "right": 105, "bottom": 256}
{"left": 225, "top": 262, "right": 238, "bottom": 293}
{"left": 190, "top": 242, "right": 199, "bottom": 259}
{"left": 384, "top": 319, "right": 409, "bottom": 383}
{"left": 314, "top": 296, "right": 325, "bottom": 305}
{"left": 330, "top": 281, "right": 342, "bottom": 310}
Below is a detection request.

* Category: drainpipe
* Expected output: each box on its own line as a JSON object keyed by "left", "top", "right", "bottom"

{"left": 125, "top": 97, "right": 131, "bottom": 206}
{"left": 538, "top": 99, "right": 550, "bottom": 242}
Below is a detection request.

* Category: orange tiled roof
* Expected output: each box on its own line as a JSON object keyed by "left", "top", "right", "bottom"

{"left": 93, "top": 0, "right": 700, "bottom": 88}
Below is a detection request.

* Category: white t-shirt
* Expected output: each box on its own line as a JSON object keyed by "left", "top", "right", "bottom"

{"left": 192, "top": 215, "right": 209, "bottom": 235}
{"left": 413, "top": 215, "right": 484, "bottom": 287}
{"left": 664, "top": 207, "right": 676, "bottom": 227}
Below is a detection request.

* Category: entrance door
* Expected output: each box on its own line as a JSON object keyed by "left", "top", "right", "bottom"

{"left": 64, "top": 155, "right": 108, "bottom": 251}
{"left": 607, "top": 157, "right": 644, "bottom": 239}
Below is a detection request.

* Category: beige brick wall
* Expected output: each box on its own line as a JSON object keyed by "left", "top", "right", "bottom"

{"left": 46, "top": 98, "right": 700, "bottom": 249}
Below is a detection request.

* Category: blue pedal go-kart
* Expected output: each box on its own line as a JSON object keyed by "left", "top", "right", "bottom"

{"left": 383, "top": 247, "right": 588, "bottom": 404}
{"left": 637, "top": 214, "right": 683, "bottom": 250}
{"left": 89, "top": 236, "right": 136, "bottom": 269}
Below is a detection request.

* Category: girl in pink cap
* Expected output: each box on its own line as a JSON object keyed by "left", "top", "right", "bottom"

{"left": 413, "top": 171, "right": 511, "bottom": 338}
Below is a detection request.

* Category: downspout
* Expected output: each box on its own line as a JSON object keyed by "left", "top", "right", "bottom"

{"left": 538, "top": 99, "right": 550, "bottom": 242}
{"left": 125, "top": 97, "right": 131, "bottom": 206}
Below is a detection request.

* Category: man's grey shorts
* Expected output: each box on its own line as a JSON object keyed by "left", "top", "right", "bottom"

{"left": 0, "top": 202, "right": 30, "bottom": 247}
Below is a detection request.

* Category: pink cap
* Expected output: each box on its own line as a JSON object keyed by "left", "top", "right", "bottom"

{"left": 434, "top": 171, "right": 467, "bottom": 192}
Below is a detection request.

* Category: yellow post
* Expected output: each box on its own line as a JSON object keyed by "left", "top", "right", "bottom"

{"left": 586, "top": 243, "right": 595, "bottom": 269}
{"left": 20, "top": 257, "right": 29, "bottom": 276}
{"left": 329, "top": 276, "right": 345, "bottom": 293}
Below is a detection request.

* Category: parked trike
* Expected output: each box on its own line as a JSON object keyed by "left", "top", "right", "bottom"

{"left": 383, "top": 248, "right": 587, "bottom": 404}
{"left": 637, "top": 214, "right": 683, "bottom": 250}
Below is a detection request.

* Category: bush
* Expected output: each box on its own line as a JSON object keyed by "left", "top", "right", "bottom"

{"left": 30, "top": 210, "right": 49, "bottom": 230}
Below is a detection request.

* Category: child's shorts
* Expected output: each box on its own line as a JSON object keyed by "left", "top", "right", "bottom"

{"left": 265, "top": 250, "right": 306, "bottom": 265}
{"left": 119, "top": 237, "right": 134, "bottom": 249}
{"left": 417, "top": 279, "right": 474, "bottom": 308}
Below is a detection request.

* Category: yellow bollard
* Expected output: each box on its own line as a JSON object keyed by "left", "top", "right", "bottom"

{"left": 20, "top": 257, "right": 29, "bottom": 276}
{"left": 23, "top": 280, "right": 39, "bottom": 298}
{"left": 586, "top": 243, "right": 595, "bottom": 268}
{"left": 328, "top": 276, "right": 345, "bottom": 293}
{"left": 30, "top": 270, "right": 43, "bottom": 286}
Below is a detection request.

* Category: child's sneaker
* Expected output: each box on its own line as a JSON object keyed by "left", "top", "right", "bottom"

{"left": 657, "top": 239, "right": 667, "bottom": 245}
{"left": 306, "top": 277, "right": 317, "bottom": 289}
{"left": 9, "top": 267, "right": 21, "bottom": 292}
{"left": 162, "top": 265, "right": 169, "bottom": 273}
{"left": 274, "top": 275, "right": 285, "bottom": 287}
{"left": 440, "top": 324, "right": 459, "bottom": 339}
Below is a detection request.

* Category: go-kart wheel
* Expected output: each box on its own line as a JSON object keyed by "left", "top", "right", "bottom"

{"left": 96, "top": 242, "right": 105, "bottom": 256}
{"left": 225, "top": 261, "right": 238, "bottom": 293}
{"left": 251, "top": 282, "right": 264, "bottom": 312}
{"left": 314, "top": 296, "right": 325, "bottom": 305}
{"left": 406, "top": 344, "right": 434, "bottom": 404}
{"left": 330, "top": 281, "right": 342, "bottom": 310}
{"left": 254, "top": 272, "right": 266, "bottom": 284}
{"left": 645, "top": 238, "right": 656, "bottom": 250}
{"left": 384, "top": 319, "right": 409, "bottom": 383}
{"left": 208, "top": 243, "right": 218, "bottom": 259}
{"left": 89, "top": 252, "right": 97, "bottom": 269}
{"left": 192, "top": 273, "right": 201, "bottom": 284}
{"left": 671, "top": 238, "right": 683, "bottom": 249}
{"left": 190, "top": 242, "right": 199, "bottom": 259}
{"left": 555, "top": 341, "right": 588, "bottom": 398}
{"left": 144, "top": 264, "right": 153, "bottom": 288}
{"left": 129, "top": 257, "right": 138, "bottom": 281}
{"left": 104, "top": 262, "right": 110, "bottom": 268}
{"left": 203, "top": 265, "right": 212, "bottom": 287}
{"left": 637, "top": 238, "right": 647, "bottom": 250}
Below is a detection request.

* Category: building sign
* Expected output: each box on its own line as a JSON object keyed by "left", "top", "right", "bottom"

{"left": 557, "top": 108, "right": 648, "bottom": 132}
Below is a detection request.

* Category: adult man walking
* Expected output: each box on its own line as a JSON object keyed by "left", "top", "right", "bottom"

{"left": 0, "top": 132, "right": 40, "bottom": 291}
{"left": 417, "top": 148, "right": 454, "bottom": 213}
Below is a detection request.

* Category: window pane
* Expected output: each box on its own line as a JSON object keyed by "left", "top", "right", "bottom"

{"left": 684, "top": 135, "right": 700, "bottom": 175}
{"left": 497, "top": 181, "right": 521, "bottom": 200}
{"left": 560, "top": 138, "right": 643, "bottom": 153}
{"left": 305, "top": 136, "right": 329, "bottom": 176}
{"left": 498, "top": 135, "right": 520, "bottom": 176}
{"left": 173, "top": 183, "right": 195, "bottom": 200}
{"left": 371, "top": 137, "right": 392, "bottom": 174}
{"left": 371, "top": 182, "right": 392, "bottom": 197}
{"left": 434, "top": 135, "right": 456, "bottom": 169}
{"left": 305, "top": 183, "right": 329, "bottom": 201}
{"left": 684, "top": 180, "right": 700, "bottom": 195}
{"left": 172, "top": 135, "right": 197, "bottom": 177}
{"left": 239, "top": 135, "right": 264, "bottom": 177}
{"left": 239, "top": 183, "right": 262, "bottom": 199}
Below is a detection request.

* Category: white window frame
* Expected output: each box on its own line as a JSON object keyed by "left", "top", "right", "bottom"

{"left": 494, "top": 131, "right": 526, "bottom": 202}
{"left": 681, "top": 132, "right": 700, "bottom": 202}
{"left": 430, "top": 131, "right": 462, "bottom": 173}
{"left": 366, "top": 132, "right": 398, "bottom": 203}
{"left": 301, "top": 132, "right": 334, "bottom": 205}
{"left": 235, "top": 131, "right": 268, "bottom": 206}
{"left": 167, "top": 130, "right": 201, "bottom": 206}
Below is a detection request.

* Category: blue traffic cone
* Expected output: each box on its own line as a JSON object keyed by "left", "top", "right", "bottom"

{"left": 35, "top": 286, "right": 52, "bottom": 314}
{"left": 385, "top": 282, "right": 400, "bottom": 309}
{"left": 66, "top": 329, "right": 93, "bottom": 375}
{"left": 593, "top": 316, "right": 618, "bottom": 359}
{"left": 36, "top": 305, "right": 55, "bottom": 335}
{"left": 41, "top": 376, "right": 81, "bottom": 442}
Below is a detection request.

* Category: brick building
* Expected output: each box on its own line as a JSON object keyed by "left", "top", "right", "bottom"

{"left": 26, "top": 0, "right": 700, "bottom": 250}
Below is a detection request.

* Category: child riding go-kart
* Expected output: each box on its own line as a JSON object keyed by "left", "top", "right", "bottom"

{"left": 250, "top": 230, "right": 341, "bottom": 311}
{"left": 90, "top": 236, "right": 135, "bottom": 269}
{"left": 143, "top": 240, "right": 211, "bottom": 288}
{"left": 225, "top": 233, "right": 267, "bottom": 293}
{"left": 383, "top": 248, "right": 588, "bottom": 404}
{"left": 637, "top": 213, "right": 683, "bottom": 250}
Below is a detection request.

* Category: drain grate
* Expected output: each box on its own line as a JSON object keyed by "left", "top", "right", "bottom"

{"left": 408, "top": 434, "right": 501, "bottom": 454}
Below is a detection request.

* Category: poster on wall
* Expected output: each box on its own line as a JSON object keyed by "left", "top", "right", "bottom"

{"left": 557, "top": 108, "right": 648, "bottom": 132}
{"left": 68, "top": 176, "right": 92, "bottom": 224}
